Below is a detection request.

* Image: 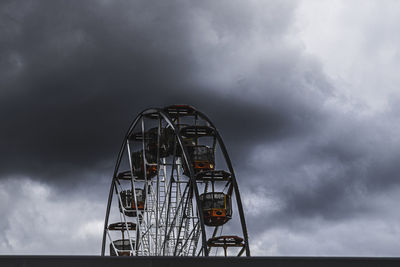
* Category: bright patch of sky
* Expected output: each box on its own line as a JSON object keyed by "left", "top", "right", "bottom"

{"left": 295, "top": 0, "right": 400, "bottom": 114}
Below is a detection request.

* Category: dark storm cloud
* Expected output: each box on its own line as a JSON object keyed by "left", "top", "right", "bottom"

{"left": 2, "top": 0, "right": 390, "bottom": 239}
{"left": 0, "top": 0, "right": 204, "bottom": 179}
{"left": 0, "top": 0, "right": 322, "bottom": 185}
{"left": 1, "top": 0, "right": 400, "bottom": 256}
{"left": 3, "top": 0, "right": 395, "bottom": 245}
{"left": 0, "top": 0, "right": 363, "bottom": 243}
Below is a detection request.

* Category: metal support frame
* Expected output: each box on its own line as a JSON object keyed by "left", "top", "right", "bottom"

{"left": 101, "top": 106, "right": 250, "bottom": 257}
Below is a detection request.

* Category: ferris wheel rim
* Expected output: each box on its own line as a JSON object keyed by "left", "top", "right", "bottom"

{"left": 101, "top": 106, "right": 250, "bottom": 256}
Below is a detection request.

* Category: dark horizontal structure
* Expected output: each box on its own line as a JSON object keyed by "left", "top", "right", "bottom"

{"left": 1, "top": 256, "right": 400, "bottom": 267}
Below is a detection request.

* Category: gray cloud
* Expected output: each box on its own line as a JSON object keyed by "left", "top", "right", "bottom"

{"left": 0, "top": 0, "right": 320, "bottom": 184}
{"left": 2, "top": 0, "right": 400, "bottom": 256}
{"left": 242, "top": 105, "right": 400, "bottom": 242}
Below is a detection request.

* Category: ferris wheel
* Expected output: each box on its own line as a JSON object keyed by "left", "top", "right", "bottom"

{"left": 101, "top": 105, "right": 250, "bottom": 257}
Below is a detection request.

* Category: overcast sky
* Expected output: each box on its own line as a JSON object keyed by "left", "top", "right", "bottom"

{"left": 1, "top": 0, "right": 400, "bottom": 256}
